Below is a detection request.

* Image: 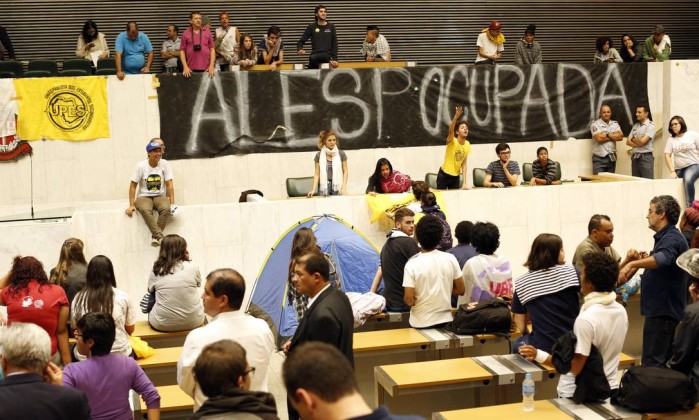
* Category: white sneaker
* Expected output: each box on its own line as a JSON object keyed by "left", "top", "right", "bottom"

{"left": 151, "top": 237, "right": 161, "bottom": 247}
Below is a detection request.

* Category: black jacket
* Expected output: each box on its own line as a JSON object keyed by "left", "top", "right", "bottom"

{"left": 191, "top": 388, "right": 279, "bottom": 419}
{"left": 0, "top": 372, "right": 90, "bottom": 420}
{"left": 668, "top": 301, "right": 699, "bottom": 398}
{"left": 552, "top": 331, "right": 611, "bottom": 403}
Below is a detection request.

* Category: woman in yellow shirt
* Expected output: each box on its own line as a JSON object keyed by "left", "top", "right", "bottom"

{"left": 437, "top": 106, "right": 471, "bottom": 189}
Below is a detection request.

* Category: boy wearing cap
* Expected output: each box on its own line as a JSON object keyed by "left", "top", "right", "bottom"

{"left": 125, "top": 138, "right": 175, "bottom": 247}
{"left": 514, "top": 24, "right": 541, "bottom": 65}
{"left": 475, "top": 20, "right": 505, "bottom": 64}
{"left": 669, "top": 249, "right": 699, "bottom": 396}
{"left": 643, "top": 25, "right": 671, "bottom": 62}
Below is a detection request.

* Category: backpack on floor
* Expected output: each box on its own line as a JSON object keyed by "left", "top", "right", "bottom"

{"left": 447, "top": 298, "right": 511, "bottom": 336}
{"left": 613, "top": 366, "right": 697, "bottom": 412}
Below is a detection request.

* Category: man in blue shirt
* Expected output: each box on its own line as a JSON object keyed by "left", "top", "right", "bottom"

{"left": 115, "top": 21, "right": 154, "bottom": 80}
{"left": 619, "top": 195, "right": 688, "bottom": 367}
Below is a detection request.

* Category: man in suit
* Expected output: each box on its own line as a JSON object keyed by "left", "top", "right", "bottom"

{"left": 0, "top": 323, "right": 90, "bottom": 420}
{"left": 282, "top": 251, "right": 354, "bottom": 420}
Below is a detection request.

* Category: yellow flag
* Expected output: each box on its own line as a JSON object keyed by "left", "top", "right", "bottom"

{"left": 14, "top": 77, "right": 110, "bottom": 141}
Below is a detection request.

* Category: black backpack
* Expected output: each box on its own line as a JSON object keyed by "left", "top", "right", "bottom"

{"left": 447, "top": 298, "right": 511, "bottom": 335}
{"left": 613, "top": 366, "right": 697, "bottom": 412}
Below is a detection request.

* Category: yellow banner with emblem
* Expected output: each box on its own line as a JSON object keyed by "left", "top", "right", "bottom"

{"left": 14, "top": 77, "right": 109, "bottom": 141}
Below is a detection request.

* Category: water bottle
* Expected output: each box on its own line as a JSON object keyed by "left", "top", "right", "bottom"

{"left": 522, "top": 373, "right": 535, "bottom": 412}
{"left": 215, "top": 63, "right": 221, "bottom": 72}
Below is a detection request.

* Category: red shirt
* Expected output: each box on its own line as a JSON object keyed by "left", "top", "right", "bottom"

{"left": 1, "top": 280, "right": 68, "bottom": 354}
{"left": 180, "top": 27, "right": 215, "bottom": 70}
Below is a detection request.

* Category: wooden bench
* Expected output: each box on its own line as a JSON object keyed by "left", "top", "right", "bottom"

{"left": 374, "top": 353, "right": 636, "bottom": 418}
{"left": 435, "top": 398, "right": 639, "bottom": 420}
{"left": 133, "top": 321, "right": 196, "bottom": 349}
{"left": 137, "top": 346, "right": 181, "bottom": 386}
{"left": 134, "top": 385, "right": 193, "bottom": 420}
{"left": 320, "top": 61, "right": 416, "bottom": 69}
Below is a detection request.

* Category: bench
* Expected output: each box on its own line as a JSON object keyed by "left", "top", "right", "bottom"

{"left": 133, "top": 321, "right": 196, "bottom": 349}
{"left": 320, "top": 61, "right": 416, "bottom": 69}
{"left": 230, "top": 63, "right": 302, "bottom": 71}
{"left": 134, "top": 385, "right": 193, "bottom": 420}
{"left": 137, "top": 346, "right": 181, "bottom": 386}
{"left": 435, "top": 398, "right": 640, "bottom": 420}
{"left": 374, "top": 353, "right": 636, "bottom": 418}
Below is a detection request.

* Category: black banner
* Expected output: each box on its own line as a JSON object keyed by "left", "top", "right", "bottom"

{"left": 157, "top": 63, "right": 648, "bottom": 160}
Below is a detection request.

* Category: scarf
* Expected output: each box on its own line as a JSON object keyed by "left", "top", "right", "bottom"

{"left": 654, "top": 34, "right": 671, "bottom": 54}
{"left": 482, "top": 28, "right": 505, "bottom": 45}
{"left": 319, "top": 146, "right": 342, "bottom": 194}
{"left": 580, "top": 291, "right": 616, "bottom": 313}
{"left": 264, "top": 34, "right": 282, "bottom": 58}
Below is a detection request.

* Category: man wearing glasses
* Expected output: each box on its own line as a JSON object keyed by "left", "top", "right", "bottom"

{"left": 177, "top": 268, "right": 275, "bottom": 411}
{"left": 484, "top": 142, "right": 521, "bottom": 187}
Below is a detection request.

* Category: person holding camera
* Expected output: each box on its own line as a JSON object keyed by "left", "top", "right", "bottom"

{"left": 180, "top": 11, "right": 215, "bottom": 78}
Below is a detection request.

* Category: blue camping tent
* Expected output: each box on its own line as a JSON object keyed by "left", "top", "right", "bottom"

{"left": 248, "top": 215, "right": 380, "bottom": 340}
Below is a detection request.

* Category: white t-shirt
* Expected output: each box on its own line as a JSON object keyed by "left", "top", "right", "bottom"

{"left": 403, "top": 250, "right": 461, "bottom": 328}
{"left": 664, "top": 130, "right": 699, "bottom": 170}
{"left": 71, "top": 287, "right": 135, "bottom": 360}
{"left": 215, "top": 26, "right": 237, "bottom": 64}
{"left": 557, "top": 301, "right": 628, "bottom": 397}
{"left": 460, "top": 254, "right": 513, "bottom": 306}
{"left": 475, "top": 32, "right": 504, "bottom": 63}
{"left": 131, "top": 158, "right": 173, "bottom": 197}
{"left": 177, "top": 310, "right": 275, "bottom": 410}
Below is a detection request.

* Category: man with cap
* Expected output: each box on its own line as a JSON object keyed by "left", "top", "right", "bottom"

{"left": 668, "top": 248, "right": 699, "bottom": 397}
{"left": 476, "top": 20, "right": 505, "bottom": 64}
{"left": 514, "top": 24, "right": 541, "bottom": 65}
{"left": 125, "top": 138, "right": 175, "bottom": 247}
{"left": 643, "top": 25, "right": 671, "bottom": 62}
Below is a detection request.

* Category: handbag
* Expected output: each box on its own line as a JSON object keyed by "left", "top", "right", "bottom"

{"left": 446, "top": 298, "right": 511, "bottom": 336}
{"left": 613, "top": 366, "right": 697, "bottom": 412}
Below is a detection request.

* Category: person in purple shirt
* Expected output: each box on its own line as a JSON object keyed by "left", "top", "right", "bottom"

{"left": 46, "top": 312, "right": 160, "bottom": 420}
{"left": 180, "top": 11, "right": 215, "bottom": 78}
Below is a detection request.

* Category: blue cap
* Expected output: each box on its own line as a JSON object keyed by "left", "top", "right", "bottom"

{"left": 146, "top": 141, "right": 162, "bottom": 152}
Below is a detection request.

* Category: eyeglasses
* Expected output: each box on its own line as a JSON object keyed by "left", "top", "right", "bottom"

{"left": 244, "top": 367, "right": 256, "bottom": 377}
{"left": 499, "top": 151, "right": 511, "bottom": 156}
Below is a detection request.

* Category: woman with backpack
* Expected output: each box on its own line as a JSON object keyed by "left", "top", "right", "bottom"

{"left": 415, "top": 192, "right": 452, "bottom": 251}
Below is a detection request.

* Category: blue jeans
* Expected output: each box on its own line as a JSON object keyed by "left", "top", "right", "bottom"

{"left": 676, "top": 164, "right": 699, "bottom": 207}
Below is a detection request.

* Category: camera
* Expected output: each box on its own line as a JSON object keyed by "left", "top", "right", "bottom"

{"left": 193, "top": 44, "right": 201, "bottom": 51}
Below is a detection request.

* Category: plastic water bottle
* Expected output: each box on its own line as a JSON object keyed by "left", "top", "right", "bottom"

{"left": 522, "top": 373, "right": 535, "bottom": 412}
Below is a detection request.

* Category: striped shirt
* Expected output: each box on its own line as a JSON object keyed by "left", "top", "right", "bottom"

{"left": 513, "top": 264, "right": 579, "bottom": 305}
{"left": 532, "top": 159, "right": 559, "bottom": 184}
{"left": 486, "top": 160, "right": 521, "bottom": 186}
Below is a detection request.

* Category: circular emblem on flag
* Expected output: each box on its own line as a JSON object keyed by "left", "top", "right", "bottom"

{"left": 44, "top": 85, "right": 94, "bottom": 132}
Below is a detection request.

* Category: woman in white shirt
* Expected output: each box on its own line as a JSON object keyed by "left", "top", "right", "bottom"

{"left": 75, "top": 20, "right": 109, "bottom": 60}
{"left": 665, "top": 115, "right": 699, "bottom": 207}
{"left": 147, "top": 234, "right": 205, "bottom": 331}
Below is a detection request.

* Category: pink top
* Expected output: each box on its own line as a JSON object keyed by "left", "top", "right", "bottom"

{"left": 1, "top": 280, "right": 68, "bottom": 354}
{"left": 381, "top": 170, "right": 412, "bottom": 193}
{"left": 180, "top": 27, "right": 214, "bottom": 70}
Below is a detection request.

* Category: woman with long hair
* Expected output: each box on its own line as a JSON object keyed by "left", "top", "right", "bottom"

{"left": 436, "top": 106, "right": 471, "bottom": 189}
{"left": 366, "top": 158, "right": 411, "bottom": 195}
{"left": 71, "top": 255, "right": 135, "bottom": 360}
{"left": 0, "top": 256, "right": 71, "bottom": 365}
{"left": 232, "top": 32, "right": 257, "bottom": 68}
{"left": 511, "top": 234, "right": 580, "bottom": 354}
{"left": 665, "top": 115, "right": 699, "bottom": 207}
{"left": 308, "top": 130, "right": 348, "bottom": 197}
{"left": 147, "top": 234, "right": 205, "bottom": 331}
{"left": 49, "top": 238, "right": 88, "bottom": 305}
{"left": 287, "top": 227, "right": 340, "bottom": 322}
{"left": 620, "top": 33, "right": 643, "bottom": 62}
{"left": 75, "top": 19, "right": 109, "bottom": 59}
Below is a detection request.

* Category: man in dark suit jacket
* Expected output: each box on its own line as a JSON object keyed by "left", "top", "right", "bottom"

{"left": 282, "top": 251, "right": 354, "bottom": 420}
{"left": 0, "top": 323, "right": 90, "bottom": 420}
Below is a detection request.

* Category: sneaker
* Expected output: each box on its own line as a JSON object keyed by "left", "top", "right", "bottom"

{"left": 151, "top": 237, "right": 161, "bottom": 247}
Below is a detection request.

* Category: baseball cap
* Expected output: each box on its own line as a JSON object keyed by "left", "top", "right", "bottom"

{"left": 677, "top": 248, "right": 699, "bottom": 278}
{"left": 489, "top": 20, "right": 502, "bottom": 31}
{"left": 146, "top": 141, "right": 162, "bottom": 152}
